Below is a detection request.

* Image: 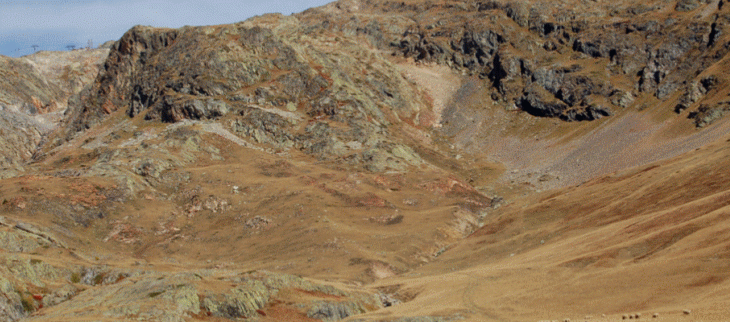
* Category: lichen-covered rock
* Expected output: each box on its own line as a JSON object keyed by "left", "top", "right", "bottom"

{"left": 611, "top": 90, "right": 635, "bottom": 108}
{"left": 517, "top": 84, "right": 569, "bottom": 119}
{"left": 0, "top": 110, "right": 47, "bottom": 176}
{"left": 0, "top": 225, "right": 54, "bottom": 253}
{"left": 152, "top": 98, "right": 231, "bottom": 122}
{"left": 12, "top": 268, "right": 381, "bottom": 322}
{"left": 675, "top": 76, "right": 718, "bottom": 113}
{"left": 41, "top": 284, "right": 77, "bottom": 307}
{"left": 1, "top": 255, "right": 69, "bottom": 288}
{"left": 72, "top": 24, "right": 297, "bottom": 129}
{"left": 79, "top": 266, "right": 130, "bottom": 286}
{"left": 307, "top": 300, "right": 368, "bottom": 321}
{"left": 0, "top": 56, "right": 65, "bottom": 114}
{"left": 0, "top": 276, "right": 25, "bottom": 322}
{"left": 230, "top": 107, "right": 296, "bottom": 148}
{"left": 202, "top": 279, "right": 272, "bottom": 318}
{"left": 676, "top": 0, "right": 705, "bottom": 11}
{"left": 0, "top": 50, "right": 107, "bottom": 177}
{"left": 689, "top": 102, "right": 730, "bottom": 127}
{"left": 60, "top": 17, "right": 430, "bottom": 171}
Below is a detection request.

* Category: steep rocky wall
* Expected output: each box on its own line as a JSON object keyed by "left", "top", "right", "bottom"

{"left": 67, "top": 18, "right": 433, "bottom": 172}
{"left": 0, "top": 57, "right": 64, "bottom": 114}
{"left": 0, "top": 111, "right": 45, "bottom": 177}
{"left": 0, "top": 50, "right": 108, "bottom": 176}
{"left": 298, "top": 0, "right": 730, "bottom": 123}
{"left": 63, "top": 0, "right": 730, "bottom": 179}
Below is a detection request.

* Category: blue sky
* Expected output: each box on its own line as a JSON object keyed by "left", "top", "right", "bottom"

{"left": 0, "top": 0, "right": 334, "bottom": 57}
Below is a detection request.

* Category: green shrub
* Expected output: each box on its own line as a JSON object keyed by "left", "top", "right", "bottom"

{"left": 70, "top": 272, "right": 81, "bottom": 283}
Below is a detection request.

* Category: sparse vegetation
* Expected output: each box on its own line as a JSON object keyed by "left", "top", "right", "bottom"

{"left": 148, "top": 291, "right": 165, "bottom": 298}
{"left": 20, "top": 297, "right": 34, "bottom": 312}
{"left": 93, "top": 273, "right": 105, "bottom": 285}
{"left": 70, "top": 273, "right": 80, "bottom": 284}
{"left": 1, "top": 0, "right": 730, "bottom": 321}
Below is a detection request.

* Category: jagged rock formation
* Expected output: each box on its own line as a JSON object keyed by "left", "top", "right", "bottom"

{"left": 62, "top": 21, "right": 430, "bottom": 172}
{"left": 0, "top": 38, "right": 494, "bottom": 317}
{"left": 294, "top": 0, "right": 730, "bottom": 123}
{"left": 57, "top": 0, "right": 730, "bottom": 162}
{"left": 0, "top": 112, "right": 46, "bottom": 177}
{"left": 0, "top": 49, "right": 108, "bottom": 176}
{"left": 3, "top": 0, "right": 730, "bottom": 321}
{"left": 0, "top": 56, "right": 64, "bottom": 114}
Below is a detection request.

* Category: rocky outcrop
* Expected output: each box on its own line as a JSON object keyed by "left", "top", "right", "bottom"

{"left": 308, "top": 301, "right": 368, "bottom": 321}
{"left": 0, "top": 50, "right": 107, "bottom": 177}
{"left": 0, "top": 275, "right": 25, "bottom": 322}
{"left": 0, "top": 111, "right": 46, "bottom": 177}
{"left": 292, "top": 0, "right": 730, "bottom": 125}
{"left": 0, "top": 235, "right": 75, "bottom": 322}
{"left": 0, "top": 218, "right": 385, "bottom": 322}
{"left": 674, "top": 76, "right": 719, "bottom": 113}
{"left": 2, "top": 267, "right": 381, "bottom": 322}
{"left": 676, "top": 0, "right": 712, "bottom": 12}
{"left": 71, "top": 23, "right": 342, "bottom": 128}
{"left": 689, "top": 101, "right": 730, "bottom": 127}
{"left": 0, "top": 55, "right": 65, "bottom": 176}
{"left": 517, "top": 83, "right": 612, "bottom": 121}
{"left": 0, "top": 56, "right": 65, "bottom": 114}
{"left": 65, "top": 16, "right": 431, "bottom": 171}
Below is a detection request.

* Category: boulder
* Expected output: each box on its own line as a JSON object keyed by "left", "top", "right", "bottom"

{"left": 689, "top": 102, "right": 730, "bottom": 127}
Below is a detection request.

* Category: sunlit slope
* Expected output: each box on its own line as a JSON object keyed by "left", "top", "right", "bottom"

{"left": 360, "top": 135, "right": 730, "bottom": 321}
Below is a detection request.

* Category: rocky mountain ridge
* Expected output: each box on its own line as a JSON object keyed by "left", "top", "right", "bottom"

{"left": 2, "top": 0, "right": 730, "bottom": 321}
{"left": 0, "top": 49, "right": 108, "bottom": 177}
{"left": 303, "top": 0, "right": 730, "bottom": 123}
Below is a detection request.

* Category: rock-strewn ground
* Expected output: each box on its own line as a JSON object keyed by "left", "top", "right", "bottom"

{"left": 3, "top": 0, "right": 730, "bottom": 321}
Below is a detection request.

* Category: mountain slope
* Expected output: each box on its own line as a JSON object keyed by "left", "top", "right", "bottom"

{"left": 0, "top": 49, "right": 108, "bottom": 177}
{"left": 2, "top": 0, "right": 730, "bottom": 321}
{"left": 361, "top": 135, "right": 730, "bottom": 321}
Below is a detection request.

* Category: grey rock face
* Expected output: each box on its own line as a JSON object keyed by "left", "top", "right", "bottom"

{"left": 676, "top": 0, "right": 708, "bottom": 11}
{"left": 307, "top": 301, "right": 366, "bottom": 321}
{"left": 106, "top": 26, "right": 286, "bottom": 123}
{"left": 689, "top": 102, "right": 730, "bottom": 127}
{"left": 65, "top": 21, "right": 426, "bottom": 171}
{"left": 317, "top": 0, "right": 726, "bottom": 123}
{"left": 157, "top": 98, "right": 231, "bottom": 122}
{"left": 230, "top": 107, "right": 295, "bottom": 147}
{"left": 674, "top": 76, "right": 718, "bottom": 113}
{"left": 0, "top": 110, "right": 45, "bottom": 176}
{"left": 0, "top": 50, "right": 107, "bottom": 177}
{"left": 611, "top": 90, "right": 635, "bottom": 108}
{"left": 517, "top": 83, "right": 612, "bottom": 121}
{"left": 518, "top": 85, "right": 569, "bottom": 118}
{"left": 79, "top": 266, "right": 130, "bottom": 286}
{"left": 0, "top": 276, "right": 26, "bottom": 322}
